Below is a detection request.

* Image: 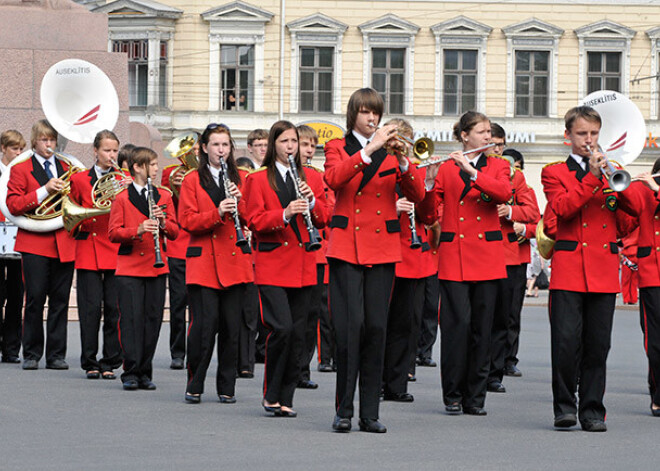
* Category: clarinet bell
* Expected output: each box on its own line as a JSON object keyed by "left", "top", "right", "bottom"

{"left": 235, "top": 227, "right": 249, "bottom": 247}
{"left": 410, "top": 232, "right": 422, "bottom": 250}
{"left": 305, "top": 227, "right": 322, "bottom": 252}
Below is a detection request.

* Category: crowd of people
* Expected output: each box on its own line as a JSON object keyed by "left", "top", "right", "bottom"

{"left": 0, "top": 87, "right": 658, "bottom": 434}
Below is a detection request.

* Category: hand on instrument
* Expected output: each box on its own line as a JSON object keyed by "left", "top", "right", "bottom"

{"left": 423, "top": 157, "right": 442, "bottom": 186}
{"left": 396, "top": 197, "right": 414, "bottom": 215}
{"left": 633, "top": 172, "right": 660, "bottom": 192}
{"left": 151, "top": 204, "right": 166, "bottom": 223}
{"left": 497, "top": 204, "right": 512, "bottom": 218}
{"left": 45, "top": 177, "right": 65, "bottom": 194}
{"left": 284, "top": 199, "right": 309, "bottom": 219}
{"left": 218, "top": 198, "right": 237, "bottom": 218}
{"left": 298, "top": 181, "right": 314, "bottom": 201}
{"left": 226, "top": 181, "right": 242, "bottom": 201}
{"left": 364, "top": 124, "right": 397, "bottom": 156}
{"left": 513, "top": 222, "right": 525, "bottom": 236}
{"left": 450, "top": 151, "right": 477, "bottom": 178}
{"left": 588, "top": 148, "right": 606, "bottom": 178}
{"left": 138, "top": 218, "right": 159, "bottom": 235}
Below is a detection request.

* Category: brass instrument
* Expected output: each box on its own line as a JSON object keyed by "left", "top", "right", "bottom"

{"left": 165, "top": 133, "right": 199, "bottom": 198}
{"left": 92, "top": 167, "right": 131, "bottom": 210}
{"left": 287, "top": 155, "right": 322, "bottom": 252}
{"left": 587, "top": 145, "right": 631, "bottom": 192}
{"left": 219, "top": 159, "right": 249, "bottom": 248}
{"left": 147, "top": 177, "right": 165, "bottom": 268}
{"left": 32, "top": 149, "right": 85, "bottom": 220}
{"left": 392, "top": 135, "right": 434, "bottom": 161}
{"left": 536, "top": 217, "right": 555, "bottom": 260}
{"left": 61, "top": 195, "right": 109, "bottom": 235}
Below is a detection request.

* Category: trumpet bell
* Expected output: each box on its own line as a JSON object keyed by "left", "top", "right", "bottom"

{"left": 413, "top": 138, "right": 434, "bottom": 160}
{"left": 536, "top": 217, "right": 555, "bottom": 260}
{"left": 165, "top": 132, "right": 199, "bottom": 169}
{"left": 608, "top": 169, "right": 631, "bottom": 192}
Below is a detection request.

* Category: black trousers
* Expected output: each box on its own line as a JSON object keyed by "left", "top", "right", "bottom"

{"left": 116, "top": 275, "right": 166, "bottom": 383}
{"left": 316, "top": 265, "right": 334, "bottom": 366}
{"left": 416, "top": 274, "right": 440, "bottom": 363}
{"left": 21, "top": 253, "right": 74, "bottom": 363}
{"left": 384, "top": 276, "right": 424, "bottom": 394}
{"left": 77, "top": 269, "right": 121, "bottom": 372}
{"left": 167, "top": 257, "right": 187, "bottom": 361}
{"left": 329, "top": 258, "right": 394, "bottom": 420}
{"left": 439, "top": 279, "right": 498, "bottom": 409}
{"left": 489, "top": 264, "right": 527, "bottom": 383}
{"left": 300, "top": 264, "right": 325, "bottom": 381}
{"left": 640, "top": 287, "right": 660, "bottom": 405}
{"left": 186, "top": 283, "right": 244, "bottom": 396}
{"left": 259, "top": 284, "right": 312, "bottom": 407}
{"left": 0, "top": 258, "right": 23, "bottom": 359}
{"left": 237, "top": 282, "right": 259, "bottom": 374}
{"left": 549, "top": 290, "right": 615, "bottom": 422}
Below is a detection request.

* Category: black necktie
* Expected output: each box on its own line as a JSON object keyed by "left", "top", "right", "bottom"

{"left": 285, "top": 171, "right": 296, "bottom": 200}
{"left": 141, "top": 188, "right": 147, "bottom": 200}
{"left": 44, "top": 161, "right": 54, "bottom": 179}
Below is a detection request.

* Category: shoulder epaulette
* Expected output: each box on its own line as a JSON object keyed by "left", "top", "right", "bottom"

{"left": 250, "top": 166, "right": 267, "bottom": 174}
{"left": 237, "top": 166, "right": 254, "bottom": 174}
{"left": 163, "top": 163, "right": 181, "bottom": 170}
{"left": 156, "top": 185, "right": 173, "bottom": 195}
{"left": 303, "top": 164, "right": 324, "bottom": 173}
{"left": 543, "top": 161, "right": 564, "bottom": 169}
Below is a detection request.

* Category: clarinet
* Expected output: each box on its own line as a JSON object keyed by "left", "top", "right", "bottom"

{"left": 287, "top": 155, "right": 321, "bottom": 252}
{"left": 220, "top": 159, "right": 248, "bottom": 247}
{"left": 146, "top": 177, "right": 165, "bottom": 268}
{"left": 408, "top": 204, "right": 422, "bottom": 249}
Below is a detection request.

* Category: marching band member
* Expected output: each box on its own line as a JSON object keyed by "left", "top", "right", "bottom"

{"left": 324, "top": 88, "right": 424, "bottom": 433}
{"left": 6, "top": 120, "right": 76, "bottom": 370}
{"left": 243, "top": 120, "right": 328, "bottom": 418}
{"left": 108, "top": 147, "right": 178, "bottom": 391}
{"left": 541, "top": 106, "right": 625, "bottom": 431}
{"left": 0, "top": 130, "right": 25, "bottom": 363}
{"left": 178, "top": 123, "right": 253, "bottom": 404}
{"left": 68, "top": 130, "right": 122, "bottom": 379}
{"left": 246, "top": 129, "right": 268, "bottom": 168}
{"left": 419, "top": 111, "right": 511, "bottom": 416}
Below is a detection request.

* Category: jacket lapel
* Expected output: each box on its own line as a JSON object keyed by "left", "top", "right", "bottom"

{"left": 128, "top": 184, "right": 151, "bottom": 218}
{"left": 200, "top": 172, "right": 225, "bottom": 207}
{"left": 30, "top": 156, "right": 50, "bottom": 186}
{"left": 566, "top": 156, "right": 587, "bottom": 182}
{"left": 88, "top": 167, "right": 98, "bottom": 186}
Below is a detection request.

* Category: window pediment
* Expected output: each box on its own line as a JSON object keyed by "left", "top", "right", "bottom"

{"left": 431, "top": 16, "right": 492, "bottom": 38}
{"left": 647, "top": 26, "right": 660, "bottom": 40}
{"left": 503, "top": 18, "right": 564, "bottom": 39}
{"left": 575, "top": 20, "right": 635, "bottom": 40}
{"left": 359, "top": 14, "right": 420, "bottom": 36}
{"left": 92, "top": 0, "right": 182, "bottom": 20}
{"left": 287, "top": 13, "right": 348, "bottom": 35}
{"left": 201, "top": 1, "right": 274, "bottom": 24}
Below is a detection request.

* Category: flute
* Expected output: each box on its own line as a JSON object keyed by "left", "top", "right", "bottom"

{"left": 417, "top": 143, "right": 497, "bottom": 168}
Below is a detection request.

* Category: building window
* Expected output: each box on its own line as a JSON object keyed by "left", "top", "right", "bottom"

{"left": 587, "top": 52, "right": 621, "bottom": 94}
{"left": 220, "top": 45, "right": 254, "bottom": 112}
{"left": 299, "top": 47, "right": 334, "bottom": 113}
{"left": 443, "top": 50, "right": 478, "bottom": 115}
{"left": 372, "top": 48, "right": 405, "bottom": 115}
{"left": 515, "top": 51, "right": 549, "bottom": 117}
{"left": 112, "top": 39, "right": 168, "bottom": 108}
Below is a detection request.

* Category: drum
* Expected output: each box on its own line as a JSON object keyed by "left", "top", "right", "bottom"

{"left": 0, "top": 222, "right": 20, "bottom": 259}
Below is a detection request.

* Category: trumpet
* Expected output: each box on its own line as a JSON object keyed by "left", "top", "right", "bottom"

{"left": 32, "top": 149, "right": 86, "bottom": 220}
{"left": 586, "top": 145, "right": 631, "bottom": 192}
{"left": 146, "top": 177, "right": 165, "bottom": 268}
{"left": 220, "top": 159, "right": 249, "bottom": 249}
{"left": 287, "top": 155, "right": 322, "bottom": 252}
{"left": 417, "top": 143, "right": 497, "bottom": 168}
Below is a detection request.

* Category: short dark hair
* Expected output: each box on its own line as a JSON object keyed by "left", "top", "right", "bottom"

{"left": 346, "top": 88, "right": 383, "bottom": 132}
{"left": 247, "top": 129, "right": 268, "bottom": 146}
{"left": 503, "top": 148, "right": 524, "bottom": 170}
{"left": 118, "top": 143, "right": 136, "bottom": 169}
{"left": 235, "top": 157, "right": 255, "bottom": 169}
{"left": 490, "top": 123, "right": 506, "bottom": 141}
{"left": 128, "top": 147, "right": 157, "bottom": 177}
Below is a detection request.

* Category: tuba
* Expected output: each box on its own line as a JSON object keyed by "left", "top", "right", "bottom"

{"left": 164, "top": 132, "right": 199, "bottom": 198}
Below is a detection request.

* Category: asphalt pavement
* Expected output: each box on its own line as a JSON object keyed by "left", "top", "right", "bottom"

{"left": 0, "top": 299, "right": 657, "bottom": 471}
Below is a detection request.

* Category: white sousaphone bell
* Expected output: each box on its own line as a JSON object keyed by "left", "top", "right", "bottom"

{"left": 0, "top": 58, "right": 120, "bottom": 232}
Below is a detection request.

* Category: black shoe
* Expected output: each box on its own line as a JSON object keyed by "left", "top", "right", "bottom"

{"left": 651, "top": 405, "right": 660, "bottom": 417}
{"left": 580, "top": 419, "right": 607, "bottom": 432}
{"left": 123, "top": 379, "right": 139, "bottom": 390}
{"left": 262, "top": 399, "right": 281, "bottom": 414}
{"left": 445, "top": 403, "right": 462, "bottom": 414}
{"left": 22, "top": 359, "right": 38, "bottom": 370}
{"left": 358, "top": 418, "right": 387, "bottom": 433}
{"left": 275, "top": 408, "right": 297, "bottom": 417}
{"left": 464, "top": 407, "right": 487, "bottom": 416}
{"left": 86, "top": 370, "right": 100, "bottom": 380}
{"left": 138, "top": 380, "right": 157, "bottom": 390}
{"left": 332, "top": 415, "right": 351, "bottom": 432}
{"left": 185, "top": 392, "right": 201, "bottom": 404}
{"left": 170, "top": 358, "right": 184, "bottom": 370}
{"left": 46, "top": 359, "right": 69, "bottom": 370}
{"left": 554, "top": 413, "right": 577, "bottom": 428}
{"left": 238, "top": 370, "right": 254, "bottom": 378}
{"left": 218, "top": 395, "right": 236, "bottom": 404}
{"left": 487, "top": 381, "right": 506, "bottom": 393}
{"left": 407, "top": 374, "right": 417, "bottom": 382}
{"left": 418, "top": 357, "right": 437, "bottom": 367}
{"left": 383, "top": 392, "right": 414, "bottom": 402}
{"left": 318, "top": 363, "right": 334, "bottom": 373}
{"left": 297, "top": 380, "right": 318, "bottom": 389}
{"left": 2, "top": 355, "right": 20, "bottom": 363}
{"left": 504, "top": 365, "right": 522, "bottom": 377}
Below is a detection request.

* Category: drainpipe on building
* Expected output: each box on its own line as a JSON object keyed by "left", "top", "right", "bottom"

{"left": 279, "top": 0, "right": 285, "bottom": 121}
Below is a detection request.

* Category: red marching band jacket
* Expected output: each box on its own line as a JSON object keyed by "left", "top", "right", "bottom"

{"left": 323, "top": 135, "right": 425, "bottom": 266}
{"left": 417, "top": 153, "right": 512, "bottom": 282}
{"left": 178, "top": 169, "right": 254, "bottom": 290}
{"left": 108, "top": 185, "right": 179, "bottom": 277}
{"left": 161, "top": 164, "right": 191, "bottom": 260}
{"left": 6, "top": 155, "right": 75, "bottom": 261}
{"left": 541, "top": 157, "right": 628, "bottom": 293}
{"left": 68, "top": 168, "right": 120, "bottom": 271}
{"left": 243, "top": 165, "right": 329, "bottom": 288}
{"left": 500, "top": 168, "right": 541, "bottom": 266}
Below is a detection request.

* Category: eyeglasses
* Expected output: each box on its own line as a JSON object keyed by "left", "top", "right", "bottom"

{"left": 206, "top": 123, "right": 230, "bottom": 132}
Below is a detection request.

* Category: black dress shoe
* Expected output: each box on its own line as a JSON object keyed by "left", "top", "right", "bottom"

{"left": 407, "top": 374, "right": 417, "bottom": 382}
{"left": 2, "top": 355, "right": 20, "bottom": 363}
{"left": 22, "top": 359, "right": 38, "bottom": 370}
{"left": 383, "top": 392, "right": 414, "bottom": 402}
{"left": 358, "top": 418, "right": 387, "bottom": 433}
{"left": 652, "top": 406, "right": 660, "bottom": 417}
{"left": 237, "top": 370, "right": 254, "bottom": 378}
{"left": 46, "top": 359, "right": 69, "bottom": 370}
{"left": 275, "top": 408, "right": 297, "bottom": 417}
{"left": 318, "top": 363, "right": 334, "bottom": 373}
{"left": 580, "top": 419, "right": 607, "bottom": 432}
{"left": 297, "top": 380, "right": 318, "bottom": 389}
{"left": 554, "top": 413, "right": 577, "bottom": 428}
{"left": 445, "top": 403, "right": 462, "bottom": 414}
{"left": 504, "top": 365, "right": 522, "bottom": 377}
{"left": 487, "top": 381, "right": 506, "bottom": 393}
{"left": 218, "top": 395, "right": 236, "bottom": 404}
{"left": 123, "top": 379, "right": 138, "bottom": 390}
{"left": 138, "top": 380, "right": 157, "bottom": 390}
{"left": 86, "top": 370, "right": 100, "bottom": 380}
{"left": 464, "top": 407, "right": 487, "bottom": 416}
{"left": 185, "top": 392, "right": 201, "bottom": 404}
{"left": 170, "top": 358, "right": 184, "bottom": 370}
{"left": 418, "top": 357, "right": 437, "bottom": 367}
{"left": 262, "top": 399, "right": 281, "bottom": 414}
{"left": 332, "top": 415, "right": 351, "bottom": 432}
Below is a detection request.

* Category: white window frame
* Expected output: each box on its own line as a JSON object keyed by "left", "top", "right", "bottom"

{"left": 431, "top": 16, "right": 492, "bottom": 116}
{"left": 503, "top": 18, "right": 564, "bottom": 119}
{"left": 646, "top": 27, "right": 660, "bottom": 119}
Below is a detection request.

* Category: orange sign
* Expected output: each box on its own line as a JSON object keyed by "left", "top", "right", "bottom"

{"left": 299, "top": 121, "right": 345, "bottom": 147}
